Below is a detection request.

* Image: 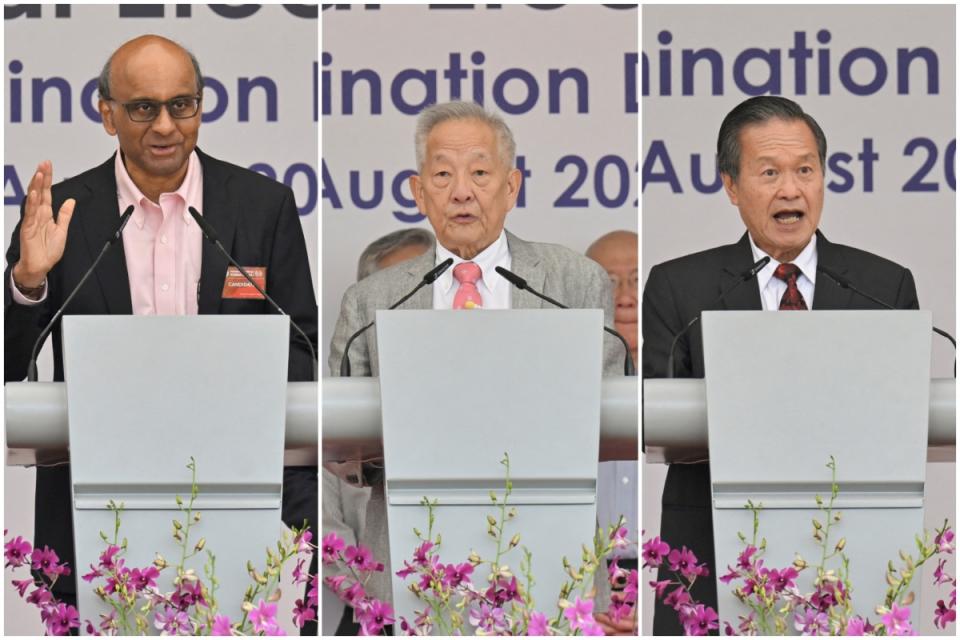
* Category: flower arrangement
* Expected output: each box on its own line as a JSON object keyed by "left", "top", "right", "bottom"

{"left": 643, "top": 456, "right": 956, "bottom": 636}
{"left": 323, "top": 452, "right": 639, "bottom": 635}
{"left": 5, "top": 458, "right": 318, "bottom": 636}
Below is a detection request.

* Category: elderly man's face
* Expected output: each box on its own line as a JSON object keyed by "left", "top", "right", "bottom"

{"left": 99, "top": 38, "right": 201, "bottom": 190}
{"left": 587, "top": 232, "right": 638, "bottom": 358}
{"left": 410, "top": 119, "right": 521, "bottom": 260}
{"left": 722, "top": 118, "right": 824, "bottom": 263}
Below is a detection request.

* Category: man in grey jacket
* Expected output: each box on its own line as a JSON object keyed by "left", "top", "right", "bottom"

{"left": 325, "top": 101, "right": 623, "bottom": 634}
{"left": 328, "top": 101, "right": 619, "bottom": 376}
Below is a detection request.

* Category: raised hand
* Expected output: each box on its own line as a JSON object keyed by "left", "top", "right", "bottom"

{"left": 12, "top": 161, "right": 76, "bottom": 289}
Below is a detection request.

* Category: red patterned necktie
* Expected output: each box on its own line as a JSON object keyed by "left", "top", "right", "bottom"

{"left": 773, "top": 263, "right": 808, "bottom": 310}
{"left": 453, "top": 262, "right": 483, "bottom": 309}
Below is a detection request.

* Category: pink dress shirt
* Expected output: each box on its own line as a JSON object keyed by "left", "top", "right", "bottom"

{"left": 115, "top": 150, "right": 204, "bottom": 316}
{"left": 10, "top": 151, "right": 205, "bottom": 313}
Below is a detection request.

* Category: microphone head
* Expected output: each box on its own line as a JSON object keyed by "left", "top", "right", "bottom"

{"left": 495, "top": 266, "right": 527, "bottom": 290}
{"left": 188, "top": 206, "right": 218, "bottom": 243}
{"left": 817, "top": 265, "right": 849, "bottom": 288}
{"left": 742, "top": 256, "right": 770, "bottom": 279}
{"left": 112, "top": 205, "right": 135, "bottom": 243}
{"left": 423, "top": 257, "right": 454, "bottom": 284}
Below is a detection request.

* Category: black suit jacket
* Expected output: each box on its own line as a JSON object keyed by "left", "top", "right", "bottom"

{"left": 4, "top": 149, "right": 318, "bottom": 595}
{"left": 641, "top": 231, "right": 918, "bottom": 634}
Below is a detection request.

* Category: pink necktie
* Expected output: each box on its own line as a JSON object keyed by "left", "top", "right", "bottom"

{"left": 453, "top": 262, "right": 483, "bottom": 309}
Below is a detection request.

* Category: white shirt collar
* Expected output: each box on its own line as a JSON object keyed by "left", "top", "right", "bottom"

{"left": 749, "top": 233, "right": 818, "bottom": 291}
{"left": 435, "top": 229, "right": 510, "bottom": 295}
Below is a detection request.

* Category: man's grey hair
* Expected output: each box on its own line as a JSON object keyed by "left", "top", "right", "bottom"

{"left": 357, "top": 228, "right": 435, "bottom": 281}
{"left": 98, "top": 41, "right": 204, "bottom": 100}
{"left": 716, "top": 95, "right": 827, "bottom": 182}
{"left": 414, "top": 101, "right": 517, "bottom": 172}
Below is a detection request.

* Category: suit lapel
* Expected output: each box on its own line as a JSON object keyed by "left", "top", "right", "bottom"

{"left": 505, "top": 230, "right": 545, "bottom": 309}
{"left": 196, "top": 149, "right": 240, "bottom": 314}
{"left": 370, "top": 250, "right": 434, "bottom": 374}
{"left": 812, "top": 231, "right": 853, "bottom": 309}
{"left": 77, "top": 155, "right": 133, "bottom": 314}
{"left": 718, "top": 233, "right": 762, "bottom": 311}
{"left": 401, "top": 250, "right": 436, "bottom": 309}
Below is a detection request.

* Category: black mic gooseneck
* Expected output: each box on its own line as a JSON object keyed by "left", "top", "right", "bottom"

{"left": 188, "top": 206, "right": 319, "bottom": 382}
{"left": 817, "top": 266, "right": 894, "bottom": 309}
{"left": 339, "top": 257, "right": 455, "bottom": 377}
{"left": 818, "top": 265, "right": 956, "bottom": 376}
{"left": 26, "top": 205, "right": 135, "bottom": 382}
{"left": 665, "top": 256, "right": 771, "bottom": 379}
{"left": 494, "top": 265, "right": 636, "bottom": 376}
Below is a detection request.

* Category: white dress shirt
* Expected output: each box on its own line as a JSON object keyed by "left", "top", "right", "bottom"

{"left": 749, "top": 234, "right": 818, "bottom": 310}
{"left": 432, "top": 230, "right": 512, "bottom": 310}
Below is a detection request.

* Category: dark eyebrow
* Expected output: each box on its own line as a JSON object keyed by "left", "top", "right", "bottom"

{"left": 124, "top": 94, "right": 196, "bottom": 102}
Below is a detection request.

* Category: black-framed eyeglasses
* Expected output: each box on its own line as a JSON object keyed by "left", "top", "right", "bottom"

{"left": 109, "top": 95, "right": 202, "bottom": 122}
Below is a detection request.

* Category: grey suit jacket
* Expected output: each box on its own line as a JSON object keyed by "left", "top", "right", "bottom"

{"left": 328, "top": 229, "right": 623, "bottom": 377}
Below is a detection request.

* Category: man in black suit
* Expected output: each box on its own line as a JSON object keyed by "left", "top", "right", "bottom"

{"left": 4, "top": 35, "right": 318, "bottom": 633}
{"left": 643, "top": 96, "right": 917, "bottom": 634}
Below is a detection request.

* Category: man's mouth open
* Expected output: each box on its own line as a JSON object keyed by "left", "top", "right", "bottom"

{"left": 773, "top": 210, "right": 804, "bottom": 225}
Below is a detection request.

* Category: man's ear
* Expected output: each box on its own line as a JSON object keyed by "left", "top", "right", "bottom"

{"left": 721, "top": 173, "right": 739, "bottom": 206}
{"left": 409, "top": 174, "right": 425, "bottom": 214}
{"left": 505, "top": 168, "right": 522, "bottom": 209}
{"left": 99, "top": 100, "right": 118, "bottom": 136}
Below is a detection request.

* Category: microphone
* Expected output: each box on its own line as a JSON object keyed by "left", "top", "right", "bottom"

{"left": 26, "top": 205, "right": 135, "bottom": 382}
{"left": 339, "top": 258, "right": 454, "bottom": 377}
{"left": 188, "top": 206, "right": 319, "bottom": 381}
{"left": 495, "top": 265, "right": 636, "bottom": 376}
{"left": 817, "top": 265, "right": 957, "bottom": 364}
{"left": 817, "top": 265, "right": 894, "bottom": 310}
{"left": 665, "top": 256, "right": 770, "bottom": 378}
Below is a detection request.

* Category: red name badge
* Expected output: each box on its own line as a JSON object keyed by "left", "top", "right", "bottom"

{"left": 221, "top": 266, "right": 267, "bottom": 299}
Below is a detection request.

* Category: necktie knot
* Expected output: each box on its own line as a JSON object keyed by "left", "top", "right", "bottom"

{"left": 773, "top": 262, "right": 801, "bottom": 283}
{"left": 772, "top": 262, "right": 807, "bottom": 310}
{"left": 452, "top": 261, "right": 483, "bottom": 309}
{"left": 453, "top": 261, "right": 482, "bottom": 285}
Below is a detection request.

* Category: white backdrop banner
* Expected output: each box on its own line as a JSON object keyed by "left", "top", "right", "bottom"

{"left": 641, "top": 6, "right": 955, "bottom": 637}
{"left": 322, "top": 4, "right": 639, "bottom": 371}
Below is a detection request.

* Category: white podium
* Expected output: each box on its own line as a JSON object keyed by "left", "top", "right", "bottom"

{"left": 3, "top": 315, "right": 320, "bottom": 630}
{"left": 322, "top": 377, "right": 637, "bottom": 463}
{"left": 645, "top": 310, "right": 944, "bottom": 628}
{"left": 375, "top": 309, "right": 605, "bottom": 626}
